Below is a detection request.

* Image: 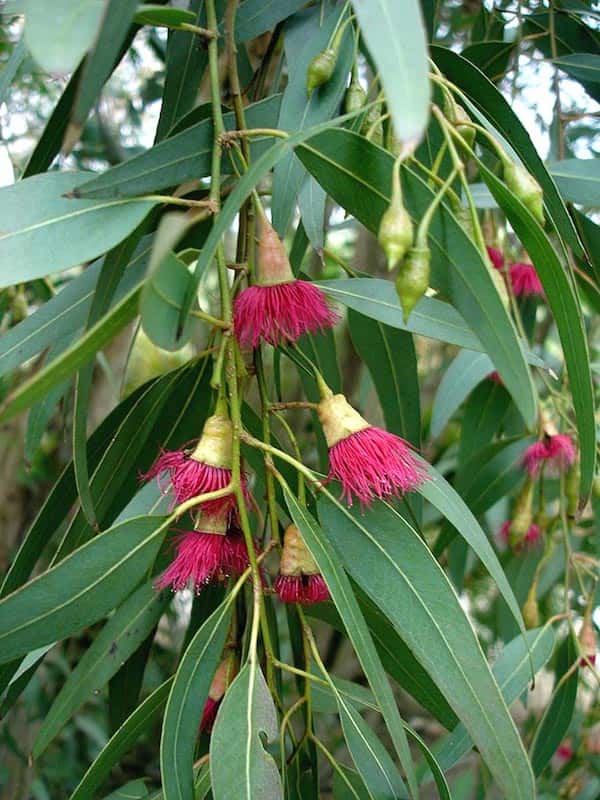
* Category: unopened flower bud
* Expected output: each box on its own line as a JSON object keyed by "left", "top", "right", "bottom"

{"left": 579, "top": 611, "right": 597, "bottom": 667}
{"left": 123, "top": 328, "right": 193, "bottom": 398}
{"left": 522, "top": 591, "right": 540, "bottom": 630}
{"left": 361, "top": 103, "right": 383, "bottom": 145}
{"left": 395, "top": 246, "right": 430, "bottom": 322}
{"left": 279, "top": 524, "right": 319, "bottom": 577}
{"left": 344, "top": 78, "right": 367, "bottom": 114}
{"left": 378, "top": 200, "right": 413, "bottom": 270}
{"left": 307, "top": 48, "right": 337, "bottom": 94}
{"left": 510, "top": 478, "right": 535, "bottom": 548}
{"left": 503, "top": 161, "right": 544, "bottom": 225}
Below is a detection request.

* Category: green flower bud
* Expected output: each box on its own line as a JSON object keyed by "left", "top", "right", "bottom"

{"left": 522, "top": 591, "right": 540, "bottom": 630}
{"left": 503, "top": 161, "right": 544, "bottom": 225}
{"left": 378, "top": 200, "right": 413, "bottom": 271}
{"left": 443, "top": 96, "right": 475, "bottom": 149}
{"left": 510, "top": 478, "right": 534, "bottom": 548}
{"left": 395, "top": 245, "right": 430, "bottom": 321}
{"left": 565, "top": 457, "right": 580, "bottom": 518}
{"left": 122, "top": 328, "right": 194, "bottom": 399}
{"left": 344, "top": 79, "right": 367, "bottom": 114}
{"left": 361, "top": 103, "right": 383, "bottom": 145}
{"left": 306, "top": 48, "right": 337, "bottom": 94}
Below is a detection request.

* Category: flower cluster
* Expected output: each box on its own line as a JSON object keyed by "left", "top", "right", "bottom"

{"left": 486, "top": 246, "right": 544, "bottom": 298}
{"left": 498, "top": 432, "right": 576, "bottom": 554}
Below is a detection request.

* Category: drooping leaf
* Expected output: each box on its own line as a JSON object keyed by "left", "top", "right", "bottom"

{"left": 430, "top": 351, "right": 495, "bottom": 439}
{"left": 317, "top": 497, "right": 535, "bottom": 799}
{"left": 75, "top": 96, "right": 282, "bottom": 200}
{"left": 70, "top": 679, "right": 173, "bottom": 800}
{"left": 285, "top": 493, "right": 419, "bottom": 800}
{"left": 66, "top": 0, "right": 139, "bottom": 150}
{"left": 235, "top": 0, "right": 308, "bottom": 42}
{"left": 24, "top": 0, "right": 104, "bottom": 74}
{"left": 210, "top": 662, "right": 283, "bottom": 800}
{"left": 425, "top": 625, "right": 556, "bottom": 782}
{"left": 33, "top": 581, "right": 168, "bottom": 757}
{"left": 351, "top": 0, "right": 430, "bottom": 146}
{"left": 530, "top": 631, "right": 579, "bottom": 776}
{"left": 549, "top": 158, "right": 600, "bottom": 206}
{"left": 272, "top": 4, "right": 353, "bottom": 236}
{"left": 0, "top": 515, "right": 169, "bottom": 664}
{"left": 0, "top": 172, "right": 155, "bottom": 287}
{"left": 161, "top": 600, "right": 232, "bottom": 800}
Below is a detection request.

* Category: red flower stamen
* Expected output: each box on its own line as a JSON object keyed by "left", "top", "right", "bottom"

{"left": 509, "top": 261, "right": 543, "bottom": 297}
{"left": 275, "top": 574, "right": 330, "bottom": 605}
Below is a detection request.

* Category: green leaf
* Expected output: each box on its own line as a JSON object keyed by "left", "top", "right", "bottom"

{"left": 430, "top": 351, "right": 495, "bottom": 438}
{"left": 285, "top": 493, "right": 419, "bottom": 800}
{"left": 351, "top": 0, "right": 430, "bottom": 145}
{"left": 417, "top": 458, "right": 528, "bottom": 644}
{"left": 66, "top": 0, "right": 139, "bottom": 150}
{"left": 33, "top": 580, "right": 167, "bottom": 758}
{"left": 54, "top": 360, "right": 211, "bottom": 561}
{"left": 140, "top": 216, "right": 201, "bottom": 351}
{"left": 134, "top": 5, "right": 196, "bottom": 27}
{"left": 24, "top": 0, "right": 104, "bottom": 74}
{"left": 298, "top": 176, "right": 326, "bottom": 252}
{"left": 0, "top": 239, "right": 150, "bottom": 378}
{"left": 296, "top": 129, "right": 537, "bottom": 428}
{"left": 0, "top": 37, "right": 26, "bottom": 106}
{"left": 461, "top": 40, "right": 516, "bottom": 82}
{"left": 272, "top": 5, "right": 353, "bottom": 235}
{"left": 554, "top": 52, "right": 600, "bottom": 84}
{"left": 0, "top": 382, "right": 148, "bottom": 599}
{"left": 336, "top": 700, "right": 407, "bottom": 800}
{"left": 317, "top": 497, "right": 535, "bottom": 800}
{"left": 210, "top": 662, "right": 283, "bottom": 800}
{"left": 348, "top": 310, "right": 420, "bottom": 447}
{"left": 75, "top": 96, "right": 282, "bottom": 200}
{"left": 74, "top": 229, "right": 144, "bottom": 528}
{"left": 549, "top": 158, "right": 600, "bottom": 206}
{"left": 101, "top": 779, "right": 149, "bottom": 800}
{"left": 320, "top": 280, "right": 545, "bottom": 366}
{"left": 479, "top": 161, "right": 596, "bottom": 500}
{"left": 70, "top": 678, "right": 173, "bottom": 800}
{"left": 0, "top": 284, "right": 141, "bottom": 424}
{"left": 0, "top": 172, "right": 155, "bottom": 287}
{"left": 425, "top": 625, "right": 556, "bottom": 782}
{"left": 154, "top": 0, "right": 214, "bottom": 140}
{"left": 530, "top": 632, "right": 578, "bottom": 776}
{"left": 0, "top": 515, "right": 169, "bottom": 664}
{"left": 431, "top": 45, "right": 585, "bottom": 259}
{"left": 161, "top": 600, "right": 232, "bottom": 800}
{"left": 235, "top": 0, "right": 308, "bottom": 42}
{"left": 307, "top": 597, "right": 458, "bottom": 730}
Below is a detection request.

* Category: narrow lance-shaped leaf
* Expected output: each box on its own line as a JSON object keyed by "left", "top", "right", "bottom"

{"left": 351, "top": 0, "right": 430, "bottom": 146}
{"left": 210, "top": 662, "right": 283, "bottom": 800}
{"left": 33, "top": 580, "right": 169, "bottom": 758}
{"left": 160, "top": 600, "right": 232, "bottom": 800}
{"left": 318, "top": 497, "right": 535, "bottom": 800}
{"left": 70, "top": 678, "right": 174, "bottom": 800}
{"left": 0, "top": 515, "right": 170, "bottom": 665}
{"left": 285, "top": 491, "right": 419, "bottom": 800}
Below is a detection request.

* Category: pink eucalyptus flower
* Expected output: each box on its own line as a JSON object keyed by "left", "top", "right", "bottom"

{"left": 488, "top": 370, "right": 503, "bottom": 384}
{"left": 509, "top": 261, "right": 544, "bottom": 297}
{"left": 522, "top": 434, "right": 576, "bottom": 477}
{"left": 143, "top": 413, "right": 247, "bottom": 514}
{"left": 486, "top": 246, "right": 504, "bottom": 271}
{"left": 233, "top": 215, "right": 337, "bottom": 349}
{"left": 156, "top": 514, "right": 250, "bottom": 593}
{"left": 275, "top": 574, "right": 330, "bottom": 605}
{"left": 556, "top": 742, "right": 573, "bottom": 763}
{"left": 498, "top": 521, "right": 541, "bottom": 551}
{"left": 234, "top": 281, "right": 338, "bottom": 349}
{"left": 275, "top": 524, "right": 329, "bottom": 605}
{"left": 317, "top": 392, "right": 427, "bottom": 507}
{"left": 199, "top": 697, "right": 220, "bottom": 734}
